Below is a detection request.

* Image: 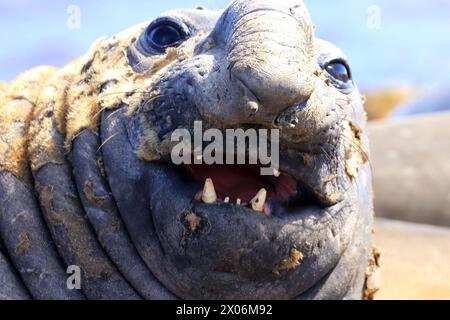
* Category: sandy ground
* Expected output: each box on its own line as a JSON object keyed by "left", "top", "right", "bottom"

{"left": 374, "top": 219, "right": 450, "bottom": 300}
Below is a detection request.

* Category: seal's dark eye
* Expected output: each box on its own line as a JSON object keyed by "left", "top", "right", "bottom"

{"left": 140, "top": 18, "right": 189, "bottom": 55}
{"left": 322, "top": 59, "right": 354, "bottom": 92}
{"left": 148, "top": 24, "right": 183, "bottom": 48}
{"left": 325, "top": 61, "right": 351, "bottom": 83}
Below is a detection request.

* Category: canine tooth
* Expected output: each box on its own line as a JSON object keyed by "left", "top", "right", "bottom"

{"left": 273, "top": 169, "right": 281, "bottom": 177}
{"left": 202, "top": 178, "right": 217, "bottom": 204}
{"left": 236, "top": 199, "right": 241, "bottom": 205}
{"left": 224, "top": 197, "right": 230, "bottom": 203}
{"left": 251, "top": 188, "right": 267, "bottom": 212}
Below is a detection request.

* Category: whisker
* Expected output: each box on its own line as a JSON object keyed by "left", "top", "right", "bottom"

{"left": 339, "top": 134, "right": 370, "bottom": 163}
{"left": 319, "top": 145, "right": 335, "bottom": 164}
{"left": 106, "top": 108, "right": 123, "bottom": 120}
{"left": 93, "top": 105, "right": 113, "bottom": 119}
{"left": 97, "top": 131, "right": 123, "bottom": 153}
{"left": 92, "top": 92, "right": 162, "bottom": 119}
{"left": 97, "top": 108, "right": 143, "bottom": 153}
{"left": 98, "top": 90, "right": 150, "bottom": 99}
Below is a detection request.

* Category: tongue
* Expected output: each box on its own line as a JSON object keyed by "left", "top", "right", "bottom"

{"left": 184, "top": 164, "right": 297, "bottom": 203}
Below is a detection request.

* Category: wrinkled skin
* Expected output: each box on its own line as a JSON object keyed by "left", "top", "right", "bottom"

{"left": 0, "top": 0, "right": 373, "bottom": 300}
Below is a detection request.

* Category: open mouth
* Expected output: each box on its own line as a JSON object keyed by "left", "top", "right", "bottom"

{"left": 100, "top": 108, "right": 362, "bottom": 300}
{"left": 183, "top": 164, "right": 324, "bottom": 216}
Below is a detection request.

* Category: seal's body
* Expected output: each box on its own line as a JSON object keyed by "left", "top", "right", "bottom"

{"left": 0, "top": 0, "right": 374, "bottom": 300}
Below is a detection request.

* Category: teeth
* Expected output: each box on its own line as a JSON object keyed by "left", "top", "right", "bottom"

{"left": 224, "top": 197, "right": 230, "bottom": 203}
{"left": 273, "top": 169, "right": 281, "bottom": 177}
{"left": 250, "top": 188, "right": 267, "bottom": 212}
{"left": 202, "top": 178, "right": 217, "bottom": 204}
{"left": 236, "top": 199, "right": 241, "bottom": 205}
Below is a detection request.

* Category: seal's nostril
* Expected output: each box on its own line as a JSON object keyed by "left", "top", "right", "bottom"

{"left": 276, "top": 105, "right": 302, "bottom": 129}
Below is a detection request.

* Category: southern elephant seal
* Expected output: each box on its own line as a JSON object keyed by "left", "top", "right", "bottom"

{"left": 369, "top": 112, "right": 450, "bottom": 227}
{"left": 0, "top": 0, "right": 374, "bottom": 300}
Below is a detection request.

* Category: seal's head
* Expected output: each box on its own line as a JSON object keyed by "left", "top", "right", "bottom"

{"left": 69, "top": 0, "right": 373, "bottom": 299}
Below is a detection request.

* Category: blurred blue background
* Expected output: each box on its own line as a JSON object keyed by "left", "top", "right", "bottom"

{"left": 1, "top": 0, "right": 450, "bottom": 91}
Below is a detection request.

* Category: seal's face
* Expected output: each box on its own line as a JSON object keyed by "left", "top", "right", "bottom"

{"left": 75, "top": 0, "right": 373, "bottom": 299}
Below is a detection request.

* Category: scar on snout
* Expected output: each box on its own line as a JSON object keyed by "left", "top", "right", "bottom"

{"left": 180, "top": 211, "right": 210, "bottom": 249}
{"left": 273, "top": 248, "right": 304, "bottom": 276}
{"left": 185, "top": 212, "right": 202, "bottom": 232}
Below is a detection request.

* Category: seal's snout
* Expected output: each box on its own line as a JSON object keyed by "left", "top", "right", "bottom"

{"left": 215, "top": 0, "right": 317, "bottom": 115}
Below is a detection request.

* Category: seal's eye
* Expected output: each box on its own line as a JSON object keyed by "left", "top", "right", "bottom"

{"left": 325, "top": 61, "right": 351, "bottom": 83}
{"left": 148, "top": 24, "right": 183, "bottom": 48}
{"left": 140, "top": 18, "right": 189, "bottom": 55}
{"left": 323, "top": 59, "right": 354, "bottom": 92}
